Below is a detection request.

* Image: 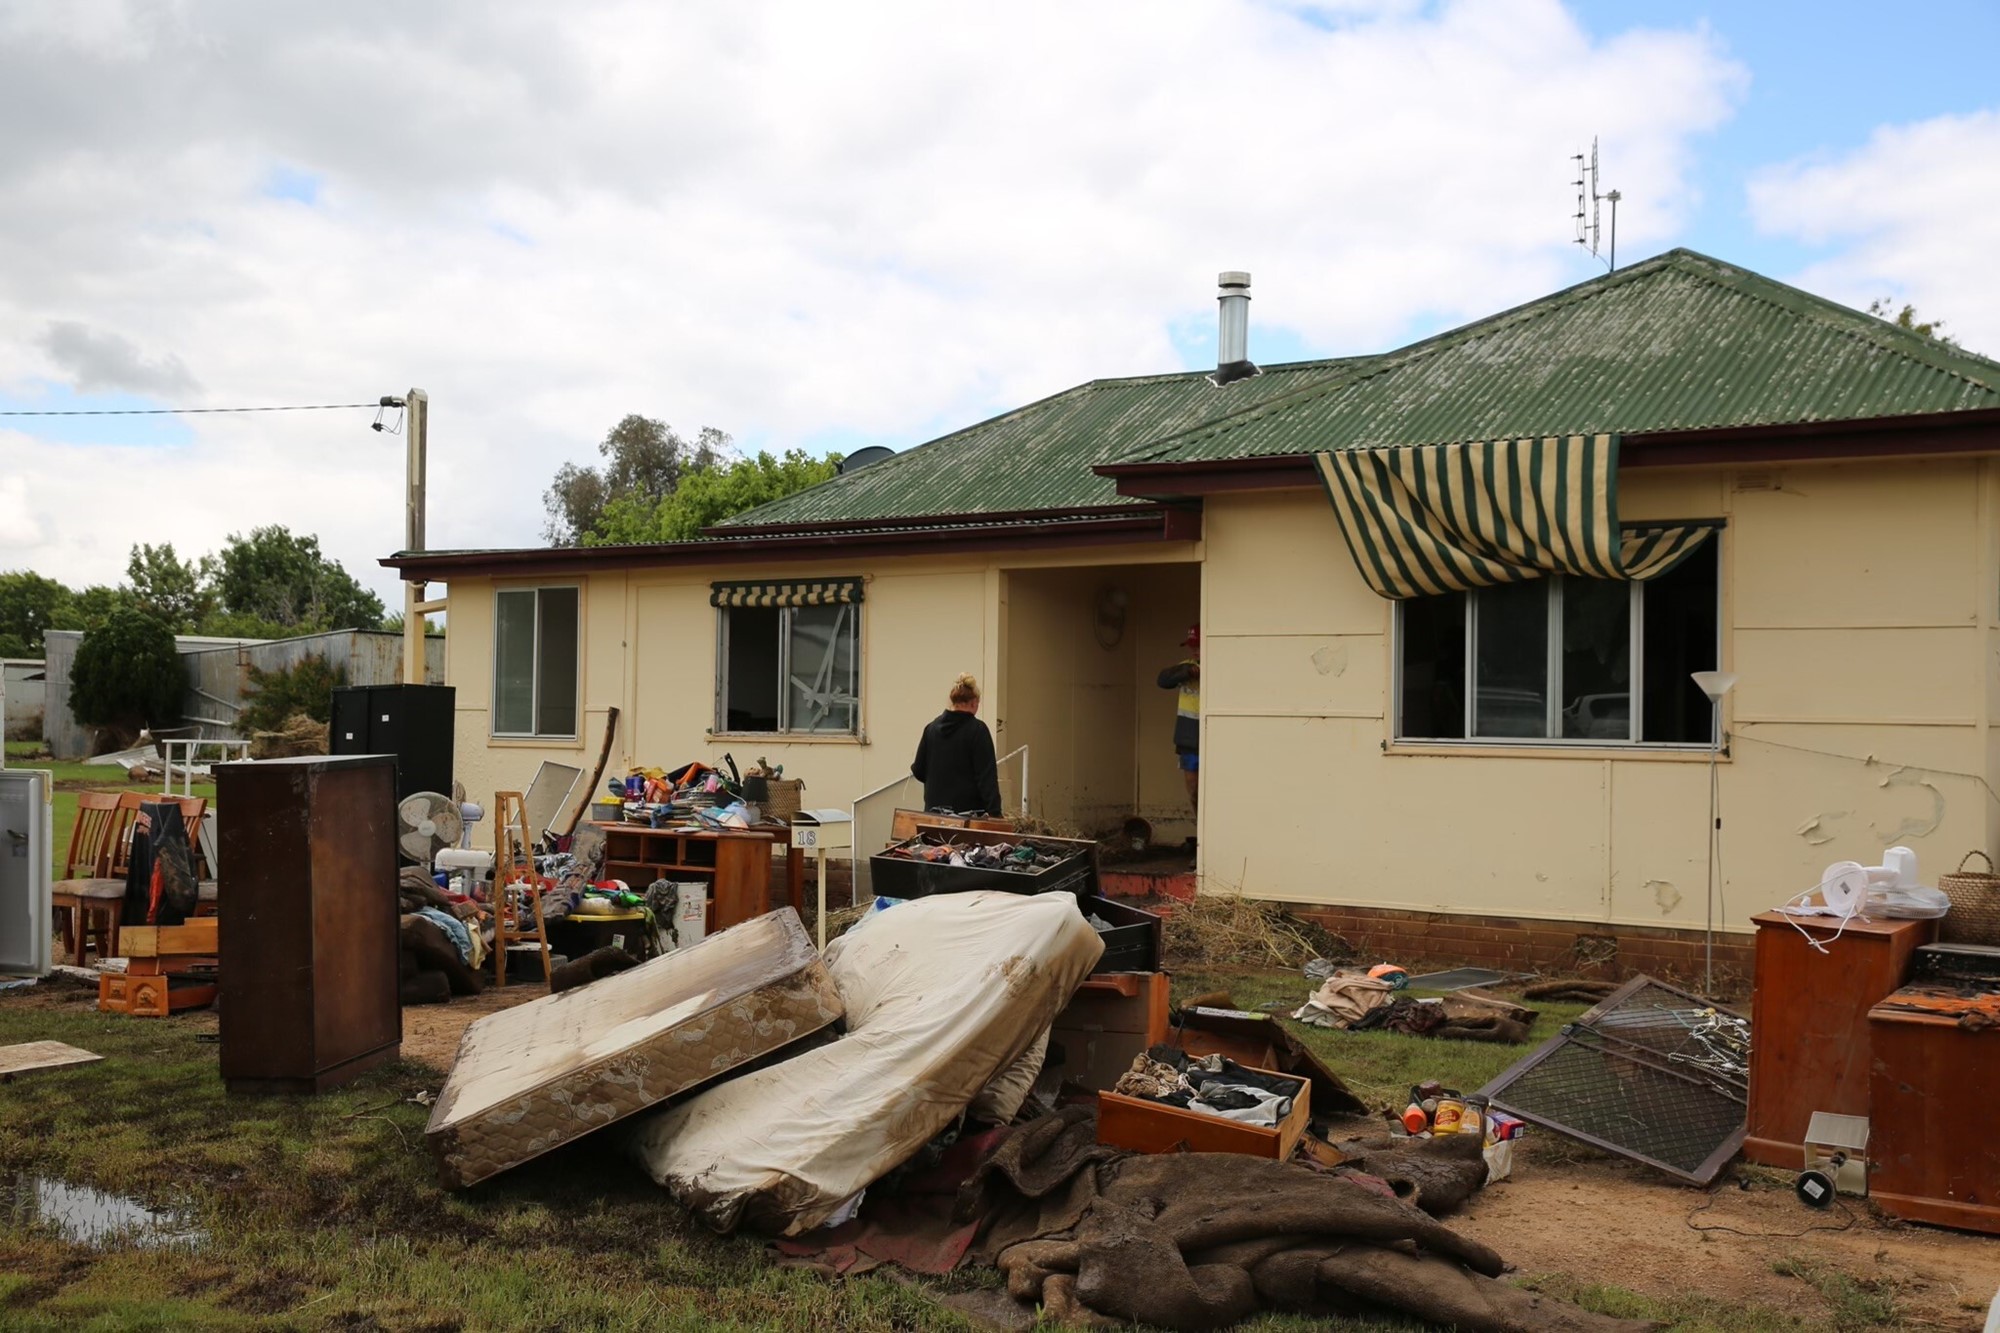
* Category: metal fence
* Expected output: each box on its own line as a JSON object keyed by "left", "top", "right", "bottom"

{"left": 41, "top": 629, "right": 445, "bottom": 759}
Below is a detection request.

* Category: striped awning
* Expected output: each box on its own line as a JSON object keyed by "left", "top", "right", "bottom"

{"left": 1313, "top": 434, "right": 1714, "bottom": 599}
{"left": 709, "top": 577, "right": 864, "bottom": 609}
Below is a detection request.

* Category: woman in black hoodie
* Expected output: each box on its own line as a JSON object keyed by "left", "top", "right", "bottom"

{"left": 911, "top": 673, "right": 1003, "bottom": 817}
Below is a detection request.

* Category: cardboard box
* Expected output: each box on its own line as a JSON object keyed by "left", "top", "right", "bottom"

{"left": 1048, "top": 972, "right": 1169, "bottom": 1092}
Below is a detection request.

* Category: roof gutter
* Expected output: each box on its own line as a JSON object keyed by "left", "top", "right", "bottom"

{"left": 1095, "top": 406, "right": 2000, "bottom": 499}
{"left": 380, "top": 507, "right": 1198, "bottom": 580}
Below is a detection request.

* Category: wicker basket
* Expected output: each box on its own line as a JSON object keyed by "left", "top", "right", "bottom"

{"left": 1939, "top": 850, "right": 2000, "bottom": 945}
{"left": 761, "top": 778, "right": 805, "bottom": 823}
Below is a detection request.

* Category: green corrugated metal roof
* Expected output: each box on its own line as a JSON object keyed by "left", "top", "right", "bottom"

{"left": 1120, "top": 249, "right": 2000, "bottom": 466}
{"left": 715, "top": 357, "right": 1371, "bottom": 527}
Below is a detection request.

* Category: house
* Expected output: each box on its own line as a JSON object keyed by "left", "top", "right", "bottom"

{"left": 384, "top": 251, "right": 2000, "bottom": 977}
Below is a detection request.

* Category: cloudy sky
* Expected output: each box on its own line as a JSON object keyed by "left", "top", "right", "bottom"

{"left": 2, "top": 0, "right": 1996, "bottom": 604}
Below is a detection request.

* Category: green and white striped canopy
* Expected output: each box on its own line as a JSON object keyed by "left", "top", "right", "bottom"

{"left": 710, "top": 577, "right": 864, "bottom": 608}
{"left": 1313, "top": 433, "right": 1714, "bottom": 600}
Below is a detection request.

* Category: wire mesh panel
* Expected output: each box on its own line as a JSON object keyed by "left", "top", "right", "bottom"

{"left": 1479, "top": 975, "right": 1748, "bottom": 1184}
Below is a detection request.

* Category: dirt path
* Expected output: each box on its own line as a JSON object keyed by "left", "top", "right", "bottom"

{"left": 397, "top": 983, "right": 543, "bottom": 1072}
{"left": 1457, "top": 1147, "right": 2000, "bottom": 1329}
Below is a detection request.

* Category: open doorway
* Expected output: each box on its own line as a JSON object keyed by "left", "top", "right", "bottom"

{"left": 998, "top": 562, "right": 1199, "bottom": 863}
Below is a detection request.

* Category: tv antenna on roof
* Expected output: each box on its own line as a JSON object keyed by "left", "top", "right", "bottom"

{"left": 1571, "top": 137, "right": 1621, "bottom": 271}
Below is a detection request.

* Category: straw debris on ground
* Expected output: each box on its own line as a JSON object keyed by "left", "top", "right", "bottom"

{"left": 1163, "top": 892, "right": 1351, "bottom": 969}
{"left": 248, "top": 712, "right": 330, "bottom": 760}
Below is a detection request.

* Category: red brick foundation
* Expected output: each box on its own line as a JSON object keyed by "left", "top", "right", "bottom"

{"left": 1285, "top": 902, "right": 1754, "bottom": 995}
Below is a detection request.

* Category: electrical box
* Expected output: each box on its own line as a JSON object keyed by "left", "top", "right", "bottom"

{"left": 791, "top": 809, "right": 852, "bottom": 852}
{"left": 0, "top": 770, "right": 52, "bottom": 978}
{"left": 1804, "top": 1111, "right": 1870, "bottom": 1197}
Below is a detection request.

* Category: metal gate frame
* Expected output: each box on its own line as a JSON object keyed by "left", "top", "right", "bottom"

{"left": 1477, "top": 975, "right": 1748, "bottom": 1185}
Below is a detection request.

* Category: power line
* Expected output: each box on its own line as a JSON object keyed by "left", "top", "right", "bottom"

{"left": 0, "top": 402, "right": 378, "bottom": 417}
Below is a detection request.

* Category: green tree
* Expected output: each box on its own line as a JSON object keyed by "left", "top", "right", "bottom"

{"left": 127, "top": 542, "right": 216, "bottom": 632}
{"left": 213, "top": 526, "right": 385, "bottom": 632}
{"left": 1868, "top": 299, "right": 1959, "bottom": 347}
{"left": 585, "top": 450, "right": 840, "bottom": 546}
{"left": 380, "top": 612, "right": 445, "bottom": 637}
{"left": 543, "top": 416, "right": 730, "bottom": 544}
{"left": 0, "top": 571, "right": 74, "bottom": 657}
{"left": 594, "top": 449, "right": 841, "bottom": 545}
{"left": 70, "top": 608, "right": 184, "bottom": 744}
{"left": 238, "top": 653, "right": 347, "bottom": 734}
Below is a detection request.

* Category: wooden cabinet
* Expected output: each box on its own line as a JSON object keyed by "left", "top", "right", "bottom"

{"left": 1743, "top": 911, "right": 1933, "bottom": 1168}
{"left": 595, "top": 823, "right": 775, "bottom": 934}
{"left": 217, "top": 756, "right": 401, "bottom": 1094}
{"left": 1868, "top": 985, "right": 2000, "bottom": 1234}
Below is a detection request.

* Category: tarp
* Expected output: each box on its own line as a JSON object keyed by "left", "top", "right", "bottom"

{"left": 628, "top": 891, "right": 1104, "bottom": 1235}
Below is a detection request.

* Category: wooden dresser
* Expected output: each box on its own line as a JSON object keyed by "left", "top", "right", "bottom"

{"left": 595, "top": 823, "right": 775, "bottom": 934}
{"left": 1742, "top": 911, "right": 1934, "bottom": 1168}
{"left": 1869, "top": 983, "right": 2000, "bottom": 1234}
{"left": 217, "top": 755, "right": 402, "bottom": 1094}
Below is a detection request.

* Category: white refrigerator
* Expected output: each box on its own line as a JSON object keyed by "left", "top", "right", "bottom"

{"left": 0, "top": 770, "right": 52, "bottom": 977}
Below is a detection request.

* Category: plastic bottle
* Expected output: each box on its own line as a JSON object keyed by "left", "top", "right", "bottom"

{"left": 1432, "top": 1096, "right": 1466, "bottom": 1136}
{"left": 1460, "top": 1095, "right": 1487, "bottom": 1138}
{"left": 1401, "top": 1089, "right": 1429, "bottom": 1135}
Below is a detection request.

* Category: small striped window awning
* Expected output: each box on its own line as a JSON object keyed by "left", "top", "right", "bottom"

{"left": 1313, "top": 433, "right": 1716, "bottom": 600}
{"left": 709, "top": 577, "right": 865, "bottom": 608}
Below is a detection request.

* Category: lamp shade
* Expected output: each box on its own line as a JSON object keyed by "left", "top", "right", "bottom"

{"left": 1691, "top": 670, "right": 1738, "bottom": 703}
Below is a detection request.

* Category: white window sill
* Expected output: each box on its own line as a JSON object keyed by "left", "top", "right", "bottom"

{"left": 708, "top": 731, "right": 869, "bottom": 746}
{"left": 1384, "top": 741, "right": 1728, "bottom": 762}
{"left": 489, "top": 734, "right": 584, "bottom": 748}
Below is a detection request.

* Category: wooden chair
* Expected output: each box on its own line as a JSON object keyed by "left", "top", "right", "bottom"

{"left": 107, "top": 791, "right": 145, "bottom": 879}
{"left": 492, "top": 791, "right": 552, "bottom": 989}
{"left": 50, "top": 792, "right": 126, "bottom": 963}
{"left": 169, "top": 797, "right": 216, "bottom": 915}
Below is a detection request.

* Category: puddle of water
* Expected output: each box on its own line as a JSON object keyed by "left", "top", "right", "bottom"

{"left": 8, "top": 1175, "right": 204, "bottom": 1249}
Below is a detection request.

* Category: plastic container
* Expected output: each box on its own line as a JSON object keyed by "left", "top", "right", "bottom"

{"left": 1431, "top": 1096, "right": 1466, "bottom": 1135}
{"left": 1460, "top": 1095, "right": 1488, "bottom": 1138}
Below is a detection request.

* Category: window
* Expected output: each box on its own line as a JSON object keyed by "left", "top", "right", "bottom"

{"left": 493, "top": 586, "right": 579, "bottom": 737}
{"left": 717, "top": 601, "right": 860, "bottom": 735}
{"left": 1395, "top": 537, "right": 1718, "bottom": 745}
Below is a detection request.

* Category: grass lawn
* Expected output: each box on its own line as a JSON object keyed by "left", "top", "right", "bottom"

{"left": 0, "top": 969, "right": 1903, "bottom": 1331}
{"left": 1169, "top": 965, "right": 1592, "bottom": 1108}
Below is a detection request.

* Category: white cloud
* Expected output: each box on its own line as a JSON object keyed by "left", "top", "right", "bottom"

{"left": 0, "top": 475, "right": 43, "bottom": 550}
{"left": 1749, "top": 110, "right": 2000, "bottom": 357}
{"left": 0, "top": 0, "right": 1745, "bottom": 602}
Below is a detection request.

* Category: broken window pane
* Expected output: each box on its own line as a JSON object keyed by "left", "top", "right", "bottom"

{"left": 1397, "top": 592, "right": 1466, "bottom": 738}
{"left": 722, "top": 606, "right": 782, "bottom": 733}
{"left": 786, "top": 604, "right": 857, "bottom": 734}
{"left": 1642, "top": 539, "right": 1719, "bottom": 743}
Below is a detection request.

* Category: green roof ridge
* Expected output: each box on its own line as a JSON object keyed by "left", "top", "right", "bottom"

{"left": 1119, "top": 249, "right": 2000, "bottom": 464}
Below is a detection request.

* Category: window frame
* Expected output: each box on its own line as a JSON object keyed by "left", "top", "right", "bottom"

{"left": 490, "top": 584, "right": 582, "bottom": 741}
{"left": 1391, "top": 540, "right": 1722, "bottom": 751}
{"left": 713, "top": 601, "right": 863, "bottom": 738}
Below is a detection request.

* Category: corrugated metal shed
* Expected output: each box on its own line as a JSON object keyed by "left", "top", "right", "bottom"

{"left": 1120, "top": 250, "right": 2000, "bottom": 466}
{"left": 713, "top": 358, "right": 1370, "bottom": 528}
{"left": 180, "top": 630, "right": 445, "bottom": 738}
{"left": 40, "top": 629, "right": 443, "bottom": 759}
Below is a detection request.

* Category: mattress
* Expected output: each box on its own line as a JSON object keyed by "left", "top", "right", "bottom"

{"left": 426, "top": 908, "right": 843, "bottom": 1189}
{"left": 628, "top": 890, "right": 1104, "bottom": 1234}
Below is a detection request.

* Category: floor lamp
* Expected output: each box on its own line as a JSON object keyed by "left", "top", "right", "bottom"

{"left": 1692, "top": 670, "right": 1738, "bottom": 996}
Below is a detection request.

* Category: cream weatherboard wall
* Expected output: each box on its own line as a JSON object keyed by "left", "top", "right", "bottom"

{"left": 1197, "top": 457, "right": 2000, "bottom": 936}
{"left": 439, "top": 543, "right": 1200, "bottom": 832}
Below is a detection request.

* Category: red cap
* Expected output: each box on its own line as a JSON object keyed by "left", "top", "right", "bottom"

{"left": 1180, "top": 624, "right": 1200, "bottom": 648}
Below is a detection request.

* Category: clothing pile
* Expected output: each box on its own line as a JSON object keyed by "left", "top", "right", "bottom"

{"left": 1112, "top": 1050, "right": 1299, "bottom": 1127}
{"left": 1293, "top": 971, "right": 1531, "bottom": 1044}
{"left": 881, "top": 836, "right": 1066, "bottom": 873}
